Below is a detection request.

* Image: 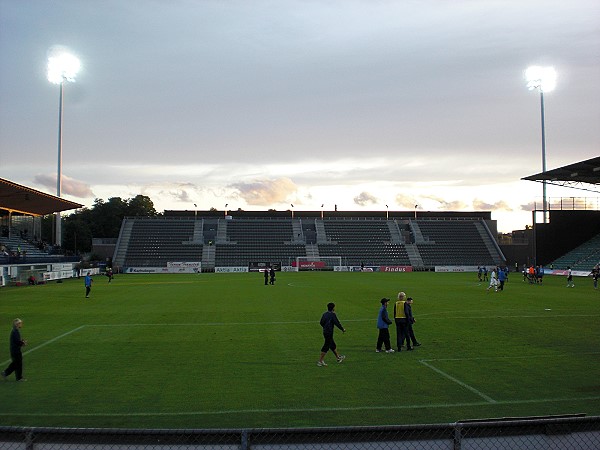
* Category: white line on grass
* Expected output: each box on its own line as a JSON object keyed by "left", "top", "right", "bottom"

{"left": 421, "top": 351, "right": 600, "bottom": 362}
{"left": 79, "top": 312, "right": 599, "bottom": 329}
{"left": 0, "top": 325, "right": 86, "bottom": 366}
{"left": 419, "top": 360, "right": 497, "bottom": 403}
{"left": 2, "top": 396, "right": 599, "bottom": 417}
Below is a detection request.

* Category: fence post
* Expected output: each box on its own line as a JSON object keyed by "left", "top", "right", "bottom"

{"left": 453, "top": 423, "right": 462, "bottom": 450}
{"left": 25, "top": 430, "right": 34, "bottom": 450}
{"left": 240, "top": 429, "right": 249, "bottom": 450}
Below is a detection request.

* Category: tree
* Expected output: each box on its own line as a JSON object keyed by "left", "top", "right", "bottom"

{"left": 61, "top": 195, "right": 159, "bottom": 252}
{"left": 127, "top": 195, "right": 157, "bottom": 217}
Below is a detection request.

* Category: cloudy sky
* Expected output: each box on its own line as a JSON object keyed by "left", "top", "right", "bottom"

{"left": 1, "top": 0, "right": 599, "bottom": 232}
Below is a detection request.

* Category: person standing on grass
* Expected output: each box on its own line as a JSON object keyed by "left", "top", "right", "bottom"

{"left": 486, "top": 268, "right": 498, "bottom": 293}
{"left": 566, "top": 267, "right": 575, "bottom": 288}
{"left": 264, "top": 267, "right": 269, "bottom": 286}
{"left": 317, "top": 302, "right": 346, "bottom": 366}
{"left": 376, "top": 298, "right": 394, "bottom": 353}
{"left": 404, "top": 298, "right": 421, "bottom": 350}
{"left": 394, "top": 292, "right": 408, "bottom": 352}
{"left": 1, "top": 318, "right": 27, "bottom": 382}
{"left": 84, "top": 272, "right": 93, "bottom": 298}
{"left": 269, "top": 266, "right": 276, "bottom": 285}
{"left": 497, "top": 266, "right": 507, "bottom": 291}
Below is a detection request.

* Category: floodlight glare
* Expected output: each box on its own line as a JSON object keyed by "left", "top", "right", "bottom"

{"left": 525, "top": 66, "right": 557, "bottom": 93}
{"left": 47, "top": 47, "right": 80, "bottom": 84}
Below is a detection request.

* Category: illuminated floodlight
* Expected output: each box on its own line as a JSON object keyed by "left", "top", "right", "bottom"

{"left": 525, "top": 66, "right": 557, "bottom": 93}
{"left": 47, "top": 46, "right": 81, "bottom": 84}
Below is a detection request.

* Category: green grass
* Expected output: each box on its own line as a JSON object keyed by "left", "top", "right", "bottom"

{"left": 0, "top": 271, "right": 599, "bottom": 429}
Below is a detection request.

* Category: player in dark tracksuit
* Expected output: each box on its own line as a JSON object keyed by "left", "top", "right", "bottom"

{"left": 317, "top": 302, "right": 346, "bottom": 366}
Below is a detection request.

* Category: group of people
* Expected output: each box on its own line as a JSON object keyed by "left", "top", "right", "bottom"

{"left": 486, "top": 266, "right": 508, "bottom": 292}
{"left": 522, "top": 265, "right": 545, "bottom": 284}
{"left": 317, "top": 292, "right": 421, "bottom": 366}
{"left": 377, "top": 292, "right": 420, "bottom": 353}
{"left": 263, "top": 267, "right": 276, "bottom": 285}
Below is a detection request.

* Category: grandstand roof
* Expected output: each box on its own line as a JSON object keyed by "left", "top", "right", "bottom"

{"left": 522, "top": 156, "right": 600, "bottom": 193}
{"left": 0, "top": 177, "right": 83, "bottom": 216}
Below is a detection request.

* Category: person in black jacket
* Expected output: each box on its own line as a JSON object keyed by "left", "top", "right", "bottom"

{"left": 317, "top": 302, "right": 346, "bottom": 366}
{"left": 404, "top": 298, "right": 421, "bottom": 351}
{"left": 1, "top": 318, "right": 27, "bottom": 381}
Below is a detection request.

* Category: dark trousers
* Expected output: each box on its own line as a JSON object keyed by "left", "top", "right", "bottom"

{"left": 4, "top": 352, "right": 23, "bottom": 380}
{"left": 395, "top": 318, "right": 409, "bottom": 350}
{"left": 86, "top": 286, "right": 91, "bottom": 297}
{"left": 407, "top": 323, "right": 418, "bottom": 348}
{"left": 376, "top": 328, "right": 391, "bottom": 351}
{"left": 321, "top": 334, "right": 336, "bottom": 353}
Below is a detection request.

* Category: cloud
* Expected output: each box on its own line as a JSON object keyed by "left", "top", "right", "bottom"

{"left": 422, "top": 195, "right": 468, "bottom": 210}
{"left": 353, "top": 191, "right": 378, "bottom": 206}
{"left": 520, "top": 201, "right": 536, "bottom": 211}
{"left": 473, "top": 199, "right": 513, "bottom": 211}
{"left": 395, "top": 194, "right": 418, "bottom": 209}
{"left": 230, "top": 177, "right": 297, "bottom": 206}
{"left": 34, "top": 174, "right": 94, "bottom": 198}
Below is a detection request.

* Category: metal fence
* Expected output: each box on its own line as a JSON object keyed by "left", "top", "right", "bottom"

{"left": 1, "top": 415, "right": 599, "bottom": 449}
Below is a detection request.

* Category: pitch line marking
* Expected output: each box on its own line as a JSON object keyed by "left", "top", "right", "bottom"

{"left": 2, "top": 396, "right": 599, "bottom": 417}
{"left": 0, "top": 325, "right": 86, "bottom": 367}
{"left": 421, "top": 351, "right": 600, "bottom": 362}
{"left": 419, "top": 360, "right": 497, "bottom": 403}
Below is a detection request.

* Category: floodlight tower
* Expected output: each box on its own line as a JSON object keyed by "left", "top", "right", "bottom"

{"left": 47, "top": 47, "right": 80, "bottom": 247}
{"left": 525, "top": 66, "right": 557, "bottom": 224}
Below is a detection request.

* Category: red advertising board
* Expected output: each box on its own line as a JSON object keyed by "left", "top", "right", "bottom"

{"left": 298, "top": 261, "right": 326, "bottom": 269}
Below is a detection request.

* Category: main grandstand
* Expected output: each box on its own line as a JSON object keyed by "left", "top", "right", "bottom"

{"left": 112, "top": 210, "right": 505, "bottom": 271}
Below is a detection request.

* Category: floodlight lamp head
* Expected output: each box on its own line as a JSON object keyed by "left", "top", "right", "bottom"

{"left": 47, "top": 46, "right": 80, "bottom": 84}
{"left": 525, "top": 66, "right": 557, "bottom": 93}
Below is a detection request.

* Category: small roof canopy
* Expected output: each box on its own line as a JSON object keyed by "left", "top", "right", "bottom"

{"left": 522, "top": 156, "right": 600, "bottom": 193}
{"left": 0, "top": 177, "right": 83, "bottom": 216}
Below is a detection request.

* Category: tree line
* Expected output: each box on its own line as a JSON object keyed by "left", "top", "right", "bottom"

{"left": 42, "top": 195, "right": 158, "bottom": 254}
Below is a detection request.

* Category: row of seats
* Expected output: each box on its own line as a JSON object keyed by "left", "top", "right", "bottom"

{"left": 121, "top": 218, "right": 499, "bottom": 268}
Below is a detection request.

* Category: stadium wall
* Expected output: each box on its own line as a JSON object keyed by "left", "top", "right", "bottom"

{"left": 535, "top": 210, "right": 600, "bottom": 266}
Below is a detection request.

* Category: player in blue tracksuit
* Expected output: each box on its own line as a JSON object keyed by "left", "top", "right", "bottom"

{"left": 498, "top": 267, "right": 507, "bottom": 291}
{"left": 376, "top": 298, "right": 394, "bottom": 353}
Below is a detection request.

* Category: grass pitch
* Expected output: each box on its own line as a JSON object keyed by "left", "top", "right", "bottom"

{"left": 0, "top": 271, "right": 599, "bottom": 429}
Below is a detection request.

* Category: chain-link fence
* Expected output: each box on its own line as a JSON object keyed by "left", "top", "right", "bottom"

{"left": 0, "top": 415, "right": 599, "bottom": 449}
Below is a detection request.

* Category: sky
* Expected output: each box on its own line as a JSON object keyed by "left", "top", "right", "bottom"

{"left": 1, "top": 0, "right": 599, "bottom": 233}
